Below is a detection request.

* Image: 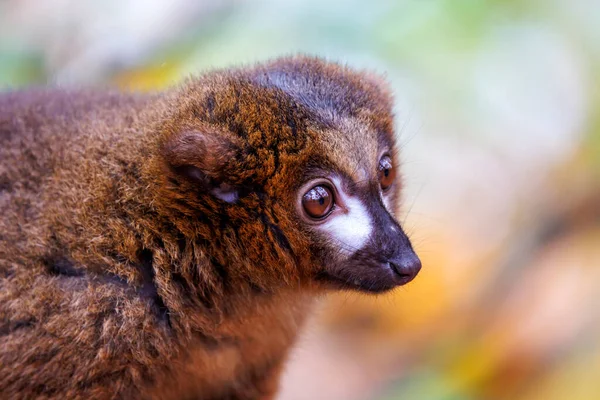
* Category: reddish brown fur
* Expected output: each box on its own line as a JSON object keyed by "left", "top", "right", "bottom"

{"left": 0, "top": 56, "right": 400, "bottom": 399}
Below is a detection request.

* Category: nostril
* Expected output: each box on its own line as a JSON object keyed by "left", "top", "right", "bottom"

{"left": 388, "top": 261, "right": 409, "bottom": 277}
{"left": 388, "top": 253, "right": 422, "bottom": 282}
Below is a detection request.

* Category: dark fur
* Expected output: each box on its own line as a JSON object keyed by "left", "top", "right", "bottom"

{"left": 0, "top": 56, "right": 414, "bottom": 399}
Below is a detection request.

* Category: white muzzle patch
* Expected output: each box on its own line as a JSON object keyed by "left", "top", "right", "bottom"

{"left": 319, "top": 180, "right": 373, "bottom": 255}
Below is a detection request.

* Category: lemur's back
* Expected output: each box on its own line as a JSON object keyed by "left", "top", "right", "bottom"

{"left": 0, "top": 90, "right": 171, "bottom": 399}
{"left": 0, "top": 90, "right": 153, "bottom": 276}
{"left": 0, "top": 89, "right": 147, "bottom": 178}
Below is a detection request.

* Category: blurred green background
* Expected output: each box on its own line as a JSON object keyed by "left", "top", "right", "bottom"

{"left": 1, "top": 0, "right": 599, "bottom": 399}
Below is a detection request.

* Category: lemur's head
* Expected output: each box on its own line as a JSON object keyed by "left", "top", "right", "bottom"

{"left": 156, "top": 56, "right": 420, "bottom": 294}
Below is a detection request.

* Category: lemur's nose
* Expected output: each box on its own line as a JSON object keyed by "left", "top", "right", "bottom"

{"left": 388, "top": 250, "right": 421, "bottom": 285}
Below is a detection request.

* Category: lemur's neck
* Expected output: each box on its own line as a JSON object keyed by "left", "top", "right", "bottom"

{"left": 140, "top": 225, "right": 313, "bottom": 339}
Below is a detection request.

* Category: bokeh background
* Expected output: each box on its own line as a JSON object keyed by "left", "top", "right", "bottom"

{"left": 1, "top": 0, "right": 599, "bottom": 399}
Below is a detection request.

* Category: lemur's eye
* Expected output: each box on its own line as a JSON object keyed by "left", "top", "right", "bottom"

{"left": 378, "top": 155, "right": 395, "bottom": 191}
{"left": 302, "top": 185, "right": 334, "bottom": 219}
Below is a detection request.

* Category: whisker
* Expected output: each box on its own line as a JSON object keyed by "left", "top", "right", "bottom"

{"left": 402, "top": 182, "right": 425, "bottom": 226}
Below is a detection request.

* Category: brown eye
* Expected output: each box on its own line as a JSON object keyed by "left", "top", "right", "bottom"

{"left": 302, "top": 185, "right": 334, "bottom": 219}
{"left": 378, "top": 155, "right": 395, "bottom": 191}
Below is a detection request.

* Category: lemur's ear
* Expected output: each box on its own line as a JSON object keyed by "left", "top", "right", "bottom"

{"left": 161, "top": 129, "right": 241, "bottom": 203}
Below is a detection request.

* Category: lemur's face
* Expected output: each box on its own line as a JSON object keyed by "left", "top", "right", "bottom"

{"left": 256, "top": 58, "right": 421, "bottom": 293}
{"left": 294, "top": 122, "right": 420, "bottom": 293}
{"left": 159, "top": 56, "right": 420, "bottom": 293}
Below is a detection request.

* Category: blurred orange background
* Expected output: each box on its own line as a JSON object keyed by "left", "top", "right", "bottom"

{"left": 1, "top": 1, "right": 599, "bottom": 399}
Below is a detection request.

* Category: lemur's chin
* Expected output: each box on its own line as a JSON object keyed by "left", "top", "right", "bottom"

{"left": 317, "top": 274, "right": 400, "bottom": 293}
{"left": 318, "top": 259, "right": 421, "bottom": 294}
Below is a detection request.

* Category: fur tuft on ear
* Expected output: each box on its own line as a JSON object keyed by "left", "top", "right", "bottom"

{"left": 162, "top": 130, "right": 235, "bottom": 175}
{"left": 161, "top": 129, "right": 241, "bottom": 202}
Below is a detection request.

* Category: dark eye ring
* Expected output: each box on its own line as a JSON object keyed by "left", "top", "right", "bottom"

{"left": 301, "top": 185, "right": 334, "bottom": 219}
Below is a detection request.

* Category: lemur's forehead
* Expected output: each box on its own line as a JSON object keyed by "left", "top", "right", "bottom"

{"left": 248, "top": 58, "right": 395, "bottom": 180}
{"left": 250, "top": 58, "right": 393, "bottom": 122}
{"left": 317, "top": 117, "right": 381, "bottom": 183}
{"left": 181, "top": 57, "right": 396, "bottom": 187}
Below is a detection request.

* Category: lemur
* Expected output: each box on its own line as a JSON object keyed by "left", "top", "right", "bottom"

{"left": 0, "top": 56, "right": 421, "bottom": 399}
